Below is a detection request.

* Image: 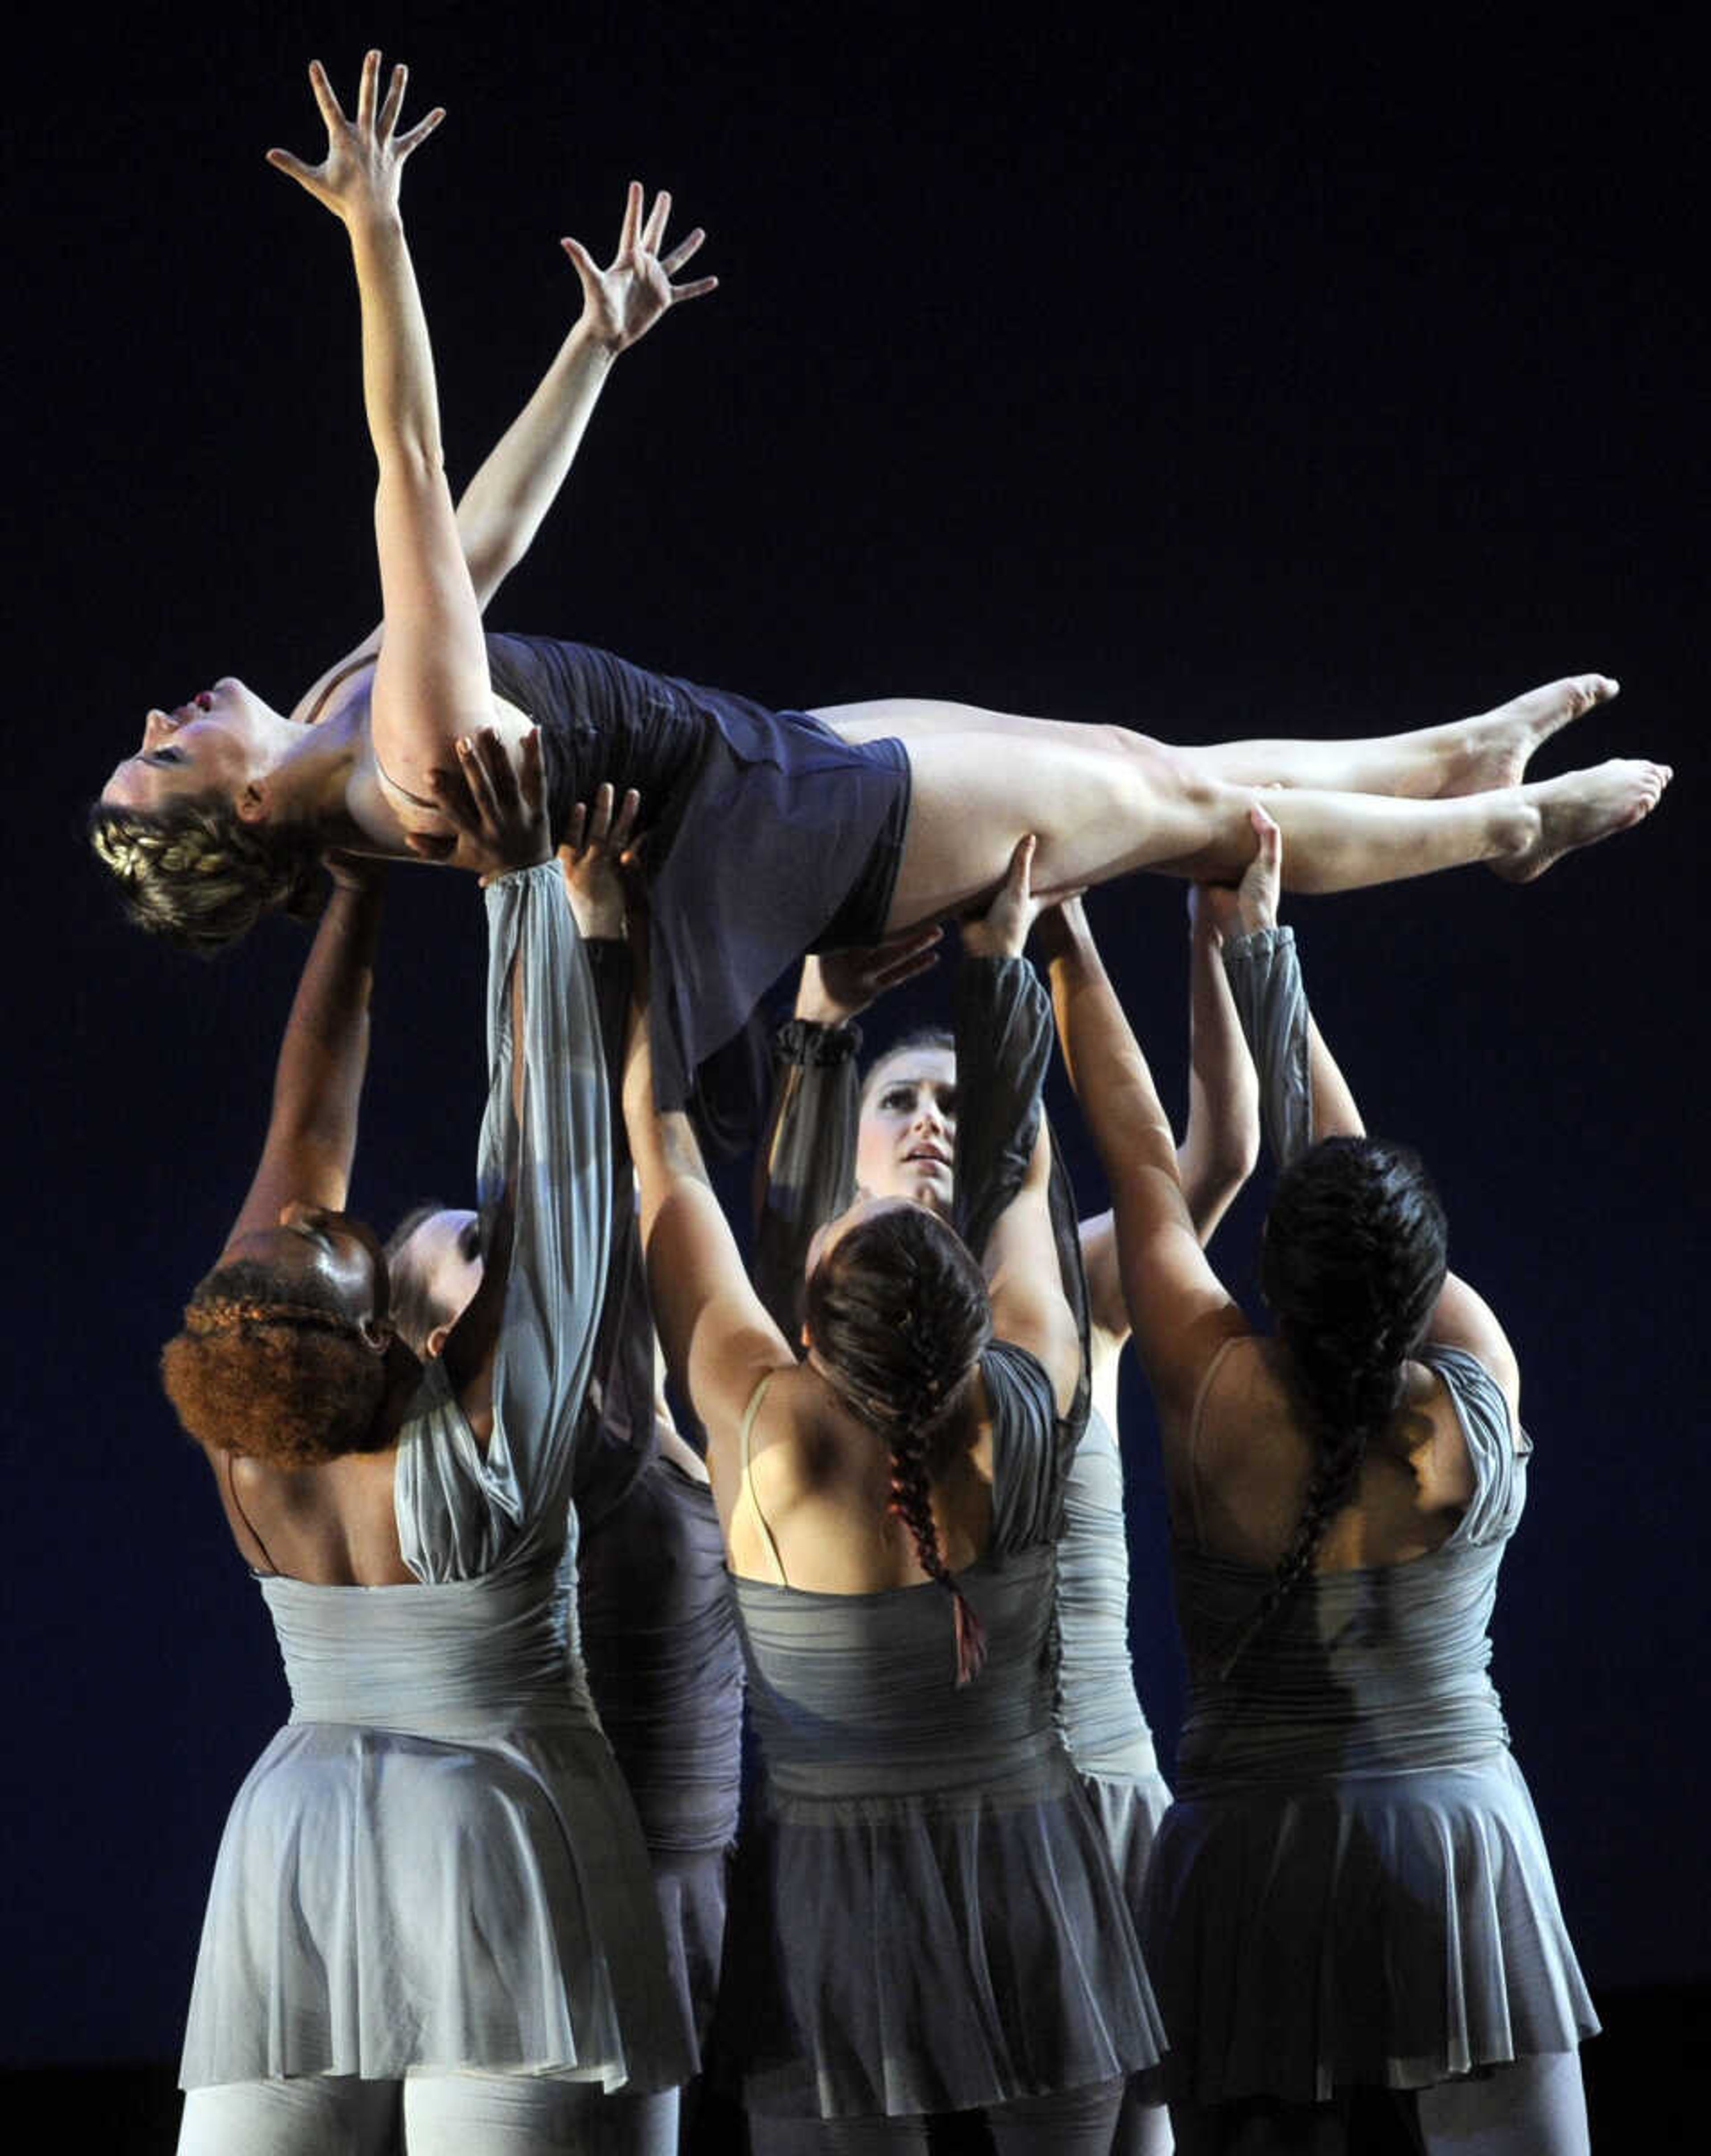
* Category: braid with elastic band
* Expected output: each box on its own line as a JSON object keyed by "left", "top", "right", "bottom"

{"left": 804, "top": 1206, "right": 993, "bottom": 1686}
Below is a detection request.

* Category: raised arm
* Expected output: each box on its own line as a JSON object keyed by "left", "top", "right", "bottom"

{"left": 1219, "top": 813, "right": 1520, "bottom": 1414}
{"left": 955, "top": 839, "right": 1082, "bottom": 1413}
{"left": 223, "top": 859, "right": 384, "bottom": 1251}
{"left": 556, "top": 789, "right": 660, "bottom": 1502}
{"left": 751, "top": 928, "right": 942, "bottom": 1335}
{"left": 405, "top": 738, "right": 614, "bottom": 1497}
{"left": 269, "top": 53, "right": 491, "bottom": 793}
{"left": 1042, "top": 895, "right": 1250, "bottom": 1422}
{"left": 623, "top": 950, "right": 795, "bottom": 1487}
{"left": 1077, "top": 888, "right": 1261, "bottom": 1346}
{"left": 456, "top": 184, "right": 715, "bottom": 608}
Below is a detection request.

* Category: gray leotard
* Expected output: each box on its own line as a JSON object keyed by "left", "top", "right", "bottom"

{"left": 178, "top": 868, "right": 692, "bottom": 2096}
{"left": 1146, "top": 1341, "right": 1596, "bottom": 2103}
{"left": 1138, "top": 925, "right": 1597, "bottom": 2107}
{"left": 754, "top": 965, "right": 1172, "bottom": 1912}
{"left": 730, "top": 1340, "right": 1164, "bottom": 2121}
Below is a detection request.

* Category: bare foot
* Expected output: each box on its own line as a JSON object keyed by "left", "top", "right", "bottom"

{"left": 1492, "top": 758, "right": 1672, "bottom": 882}
{"left": 1437, "top": 675, "right": 1619, "bottom": 798}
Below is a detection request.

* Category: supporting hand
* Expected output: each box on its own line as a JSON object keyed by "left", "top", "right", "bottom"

{"left": 409, "top": 727, "right": 549, "bottom": 881}
{"left": 266, "top": 51, "right": 444, "bottom": 227}
{"left": 560, "top": 183, "right": 718, "bottom": 355}
{"left": 795, "top": 925, "right": 942, "bottom": 1023}
{"left": 557, "top": 783, "right": 642, "bottom": 938}
{"left": 962, "top": 835, "right": 1083, "bottom": 960}
{"left": 1235, "top": 804, "right": 1281, "bottom": 933}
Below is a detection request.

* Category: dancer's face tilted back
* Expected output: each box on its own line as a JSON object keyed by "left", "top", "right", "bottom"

{"left": 385, "top": 1207, "right": 483, "bottom": 1360}
{"left": 856, "top": 1041, "right": 958, "bottom": 1216}
{"left": 227, "top": 1202, "right": 396, "bottom": 1339}
{"left": 101, "top": 678, "right": 290, "bottom": 814}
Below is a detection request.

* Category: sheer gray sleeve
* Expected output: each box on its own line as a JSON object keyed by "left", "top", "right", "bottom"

{"left": 479, "top": 862, "right": 613, "bottom": 1525}
{"left": 954, "top": 952, "right": 1092, "bottom": 1483}
{"left": 952, "top": 956, "right": 1052, "bottom": 1266}
{"left": 751, "top": 1019, "right": 862, "bottom": 1339}
{"left": 1221, "top": 924, "right": 1313, "bottom": 1169}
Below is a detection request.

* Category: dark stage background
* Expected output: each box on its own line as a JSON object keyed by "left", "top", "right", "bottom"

{"left": 6, "top": 0, "right": 1705, "bottom": 2105}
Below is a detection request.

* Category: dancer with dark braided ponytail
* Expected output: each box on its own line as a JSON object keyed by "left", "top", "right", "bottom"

{"left": 1049, "top": 813, "right": 1596, "bottom": 2153}
{"left": 624, "top": 839, "right": 1162, "bottom": 2151}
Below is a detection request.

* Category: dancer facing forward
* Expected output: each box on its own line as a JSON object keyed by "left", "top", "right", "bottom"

{"left": 1050, "top": 817, "right": 1596, "bottom": 2154}
{"left": 747, "top": 898, "right": 1261, "bottom": 2155}
{"left": 94, "top": 54, "right": 1669, "bottom": 1135}
{"left": 163, "top": 736, "right": 692, "bottom": 2154}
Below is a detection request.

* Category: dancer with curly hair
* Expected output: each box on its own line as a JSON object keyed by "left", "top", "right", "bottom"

{"left": 164, "top": 736, "right": 693, "bottom": 2154}
{"left": 1049, "top": 814, "right": 1596, "bottom": 2153}
{"left": 93, "top": 53, "right": 1669, "bottom": 1144}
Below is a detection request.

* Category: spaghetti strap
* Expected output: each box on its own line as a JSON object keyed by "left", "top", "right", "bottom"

{"left": 225, "top": 1451, "right": 280, "bottom": 1578}
{"left": 302, "top": 653, "right": 481, "bottom": 812}
{"left": 301, "top": 653, "right": 375, "bottom": 730}
{"left": 1184, "top": 1335, "right": 1251, "bottom": 1552}
{"left": 372, "top": 745, "right": 443, "bottom": 813}
{"left": 738, "top": 1372, "right": 789, "bottom": 1587}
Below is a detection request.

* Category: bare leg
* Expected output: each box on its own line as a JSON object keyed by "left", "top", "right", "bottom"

{"left": 836, "top": 711, "right": 1671, "bottom": 928}
{"left": 1191, "top": 674, "right": 1619, "bottom": 799}
{"left": 815, "top": 674, "right": 1616, "bottom": 802}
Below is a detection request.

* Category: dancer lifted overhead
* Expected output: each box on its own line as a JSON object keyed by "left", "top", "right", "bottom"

{"left": 93, "top": 53, "right": 1669, "bottom": 1137}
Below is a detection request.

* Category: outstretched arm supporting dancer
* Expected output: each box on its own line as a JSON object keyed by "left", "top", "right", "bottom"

{"left": 1046, "top": 828, "right": 1598, "bottom": 2155}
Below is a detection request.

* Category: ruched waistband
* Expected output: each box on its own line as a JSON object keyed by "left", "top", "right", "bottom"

{"left": 263, "top": 1563, "right": 598, "bottom": 1741}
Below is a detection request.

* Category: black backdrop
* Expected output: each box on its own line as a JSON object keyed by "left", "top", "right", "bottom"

{"left": 6, "top": 1, "right": 1704, "bottom": 2067}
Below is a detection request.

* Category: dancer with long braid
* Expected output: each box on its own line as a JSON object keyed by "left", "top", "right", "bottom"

{"left": 625, "top": 839, "right": 1162, "bottom": 2151}
{"left": 748, "top": 894, "right": 1260, "bottom": 2155}
{"left": 93, "top": 53, "right": 1669, "bottom": 1147}
{"left": 1049, "top": 817, "right": 1596, "bottom": 2153}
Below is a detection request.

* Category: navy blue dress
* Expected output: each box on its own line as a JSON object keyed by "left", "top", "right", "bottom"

{"left": 485, "top": 635, "right": 910, "bottom": 1136}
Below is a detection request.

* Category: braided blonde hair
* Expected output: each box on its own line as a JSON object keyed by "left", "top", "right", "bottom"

{"left": 89, "top": 797, "right": 322, "bottom": 954}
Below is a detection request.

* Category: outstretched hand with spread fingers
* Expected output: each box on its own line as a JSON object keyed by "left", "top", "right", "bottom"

{"left": 266, "top": 50, "right": 445, "bottom": 225}
{"left": 409, "top": 727, "right": 549, "bottom": 882}
{"left": 557, "top": 783, "right": 643, "bottom": 939}
{"left": 560, "top": 182, "right": 718, "bottom": 355}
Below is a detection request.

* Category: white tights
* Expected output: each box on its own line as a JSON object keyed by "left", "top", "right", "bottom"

{"left": 177, "top": 2072, "right": 680, "bottom": 2156}
{"left": 747, "top": 2076, "right": 1127, "bottom": 2154}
